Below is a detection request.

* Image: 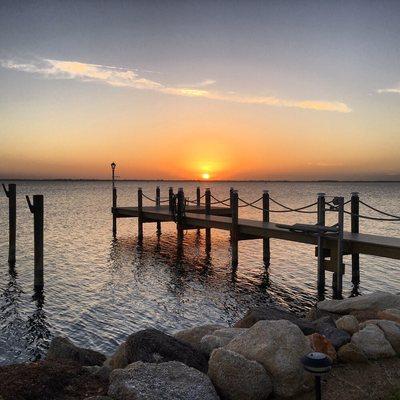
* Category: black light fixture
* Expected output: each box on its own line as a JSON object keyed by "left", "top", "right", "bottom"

{"left": 301, "top": 352, "right": 332, "bottom": 400}
{"left": 111, "top": 162, "right": 116, "bottom": 188}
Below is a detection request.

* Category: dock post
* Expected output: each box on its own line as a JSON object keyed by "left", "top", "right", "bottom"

{"left": 230, "top": 189, "right": 239, "bottom": 266}
{"left": 111, "top": 162, "right": 117, "bottom": 237}
{"left": 196, "top": 187, "right": 201, "bottom": 234}
{"left": 351, "top": 192, "right": 360, "bottom": 288}
{"left": 138, "top": 188, "right": 143, "bottom": 239}
{"left": 168, "top": 187, "right": 174, "bottom": 214}
{"left": 26, "top": 195, "right": 44, "bottom": 288}
{"left": 334, "top": 196, "right": 344, "bottom": 299}
{"left": 2, "top": 183, "right": 16, "bottom": 264}
{"left": 177, "top": 188, "right": 185, "bottom": 240}
{"left": 205, "top": 188, "right": 211, "bottom": 251}
{"left": 156, "top": 186, "right": 161, "bottom": 235}
{"left": 262, "top": 190, "right": 270, "bottom": 267}
{"left": 317, "top": 192, "right": 326, "bottom": 297}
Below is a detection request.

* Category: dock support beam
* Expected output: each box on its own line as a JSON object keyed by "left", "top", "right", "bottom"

{"left": 351, "top": 192, "right": 360, "bottom": 288}
{"left": 230, "top": 189, "right": 239, "bottom": 266}
{"left": 177, "top": 188, "right": 185, "bottom": 241}
{"left": 317, "top": 192, "right": 326, "bottom": 297}
{"left": 205, "top": 188, "right": 211, "bottom": 251}
{"left": 168, "top": 187, "right": 174, "bottom": 214}
{"left": 26, "top": 195, "right": 44, "bottom": 288}
{"left": 262, "top": 190, "right": 270, "bottom": 267}
{"left": 196, "top": 187, "right": 201, "bottom": 234}
{"left": 334, "top": 196, "right": 345, "bottom": 299}
{"left": 112, "top": 187, "right": 117, "bottom": 237}
{"left": 2, "top": 183, "right": 16, "bottom": 264}
{"left": 156, "top": 186, "right": 161, "bottom": 235}
{"left": 138, "top": 188, "right": 143, "bottom": 239}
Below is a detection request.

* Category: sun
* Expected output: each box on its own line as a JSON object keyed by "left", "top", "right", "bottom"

{"left": 201, "top": 173, "right": 210, "bottom": 180}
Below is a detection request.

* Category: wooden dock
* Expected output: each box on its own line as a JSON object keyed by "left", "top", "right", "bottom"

{"left": 111, "top": 185, "right": 400, "bottom": 299}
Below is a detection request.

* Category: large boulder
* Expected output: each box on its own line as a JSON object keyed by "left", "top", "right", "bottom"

{"left": 351, "top": 324, "right": 396, "bottom": 360}
{"left": 174, "top": 324, "right": 225, "bottom": 351}
{"left": 226, "top": 320, "right": 312, "bottom": 398}
{"left": 108, "top": 361, "right": 219, "bottom": 400}
{"left": 335, "top": 315, "right": 359, "bottom": 335}
{"left": 124, "top": 328, "right": 208, "bottom": 373}
{"left": 377, "top": 308, "right": 400, "bottom": 324}
{"left": 314, "top": 316, "right": 351, "bottom": 349}
{"left": 46, "top": 337, "right": 106, "bottom": 366}
{"left": 375, "top": 320, "right": 400, "bottom": 354}
{"left": 208, "top": 348, "right": 272, "bottom": 400}
{"left": 317, "top": 292, "right": 400, "bottom": 314}
{"left": 200, "top": 328, "right": 247, "bottom": 356}
{"left": 105, "top": 342, "right": 129, "bottom": 370}
{"left": 307, "top": 333, "right": 336, "bottom": 361}
{"left": 234, "top": 306, "right": 315, "bottom": 334}
{"left": 337, "top": 343, "right": 368, "bottom": 363}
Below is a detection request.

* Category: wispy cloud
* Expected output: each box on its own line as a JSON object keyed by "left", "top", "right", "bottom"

{"left": 377, "top": 84, "right": 400, "bottom": 94}
{"left": 1, "top": 57, "right": 352, "bottom": 113}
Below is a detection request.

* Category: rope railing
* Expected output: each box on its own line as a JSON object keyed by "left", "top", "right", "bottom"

{"left": 359, "top": 200, "right": 400, "bottom": 220}
{"left": 268, "top": 197, "right": 318, "bottom": 214}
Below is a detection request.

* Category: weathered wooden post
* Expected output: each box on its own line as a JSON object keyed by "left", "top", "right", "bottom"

{"left": 205, "top": 188, "right": 211, "bottom": 251}
{"left": 138, "top": 187, "right": 143, "bottom": 239}
{"left": 111, "top": 162, "right": 117, "bottom": 237}
{"left": 168, "top": 187, "right": 174, "bottom": 214}
{"left": 230, "top": 189, "right": 239, "bottom": 266}
{"left": 177, "top": 188, "right": 185, "bottom": 240}
{"left": 156, "top": 186, "right": 161, "bottom": 235}
{"left": 2, "top": 183, "right": 16, "bottom": 264}
{"left": 334, "top": 196, "right": 345, "bottom": 299}
{"left": 351, "top": 192, "right": 360, "bottom": 287}
{"left": 317, "top": 192, "right": 326, "bottom": 297}
{"left": 262, "top": 190, "right": 270, "bottom": 267}
{"left": 196, "top": 187, "right": 201, "bottom": 233}
{"left": 26, "top": 195, "right": 44, "bottom": 288}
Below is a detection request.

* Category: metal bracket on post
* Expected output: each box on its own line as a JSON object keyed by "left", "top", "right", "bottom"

{"left": 2, "top": 183, "right": 9, "bottom": 197}
{"left": 26, "top": 195, "right": 35, "bottom": 213}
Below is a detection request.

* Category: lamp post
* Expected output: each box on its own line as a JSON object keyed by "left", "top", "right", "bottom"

{"left": 111, "top": 162, "right": 116, "bottom": 189}
{"left": 301, "top": 352, "right": 332, "bottom": 400}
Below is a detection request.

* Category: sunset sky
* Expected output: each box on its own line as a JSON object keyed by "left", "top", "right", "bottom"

{"left": 0, "top": 0, "right": 399, "bottom": 180}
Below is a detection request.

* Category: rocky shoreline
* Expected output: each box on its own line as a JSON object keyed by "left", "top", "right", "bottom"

{"left": 1, "top": 291, "right": 400, "bottom": 400}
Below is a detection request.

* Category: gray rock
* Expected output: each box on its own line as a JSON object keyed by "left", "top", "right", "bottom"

{"left": 200, "top": 328, "right": 247, "bottom": 356}
{"left": 377, "top": 308, "right": 400, "bottom": 324}
{"left": 314, "top": 316, "right": 351, "bottom": 349}
{"left": 234, "top": 306, "right": 316, "bottom": 334}
{"left": 108, "top": 361, "right": 219, "bottom": 400}
{"left": 226, "top": 320, "right": 312, "bottom": 398}
{"left": 174, "top": 325, "right": 225, "bottom": 351}
{"left": 46, "top": 336, "right": 106, "bottom": 366}
{"left": 335, "top": 315, "right": 359, "bottom": 335}
{"left": 351, "top": 324, "right": 396, "bottom": 359}
{"left": 376, "top": 320, "right": 400, "bottom": 353}
{"left": 83, "top": 365, "right": 111, "bottom": 381}
{"left": 106, "top": 342, "right": 129, "bottom": 370}
{"left": 125, "top": 328, "right": 208, "bottom": 373}
{"left": 318, "top": 292, "right": 400, "bottom": 314}
{"left": 337, "top": 343, "right": 368, "bottom": 363}
{"left": 208, "top": 348, "right": 272, "bottom": 400}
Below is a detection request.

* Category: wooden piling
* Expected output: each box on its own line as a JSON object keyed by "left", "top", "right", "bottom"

{"left": 168, "top": 187, "right": 174, "bottom": 214}
{"left": 177, "top": 188, "right": 185, "bottom": 240}
{"left": 26, "top": 195, "right": 44, "bottom": 288}
{"left": 334, "top": 196, "right": 345, "bottom": 299}
{"left": 317, "top": 192, "right": 326, "bottom": 296}
{"left": 351, "top": 192, "right": 360, "bottom": 287}
{"left": 112, "top": 187, "right": 117, "bottom": 237}
{"left": 156, "top": 186, "right": 161, "bottom": 235}
{"left": 262, "top": 190, "right": 270, "bottom": 267}
{"left": 196, "top": 187, "right": 201, "bottom": 207}
{"left": 2, "top": 184, "right": 16, "bottom": 264}
{"left": 230, "top": 189, "right": 239, "bottom": 266}
{"left": 138, "top": 188, "right": 143, "bottom": 239}
{"left": 205, "top": 188, "right": 211, "bottom": 251}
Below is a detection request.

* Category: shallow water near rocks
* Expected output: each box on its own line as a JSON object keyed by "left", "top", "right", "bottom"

{"left": 0, "top": 181, "right": 399, "bottom": 364}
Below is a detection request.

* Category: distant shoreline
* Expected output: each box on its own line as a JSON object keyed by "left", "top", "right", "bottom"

{"left": 0, "top": 179, "right": 399, "bottom": 183}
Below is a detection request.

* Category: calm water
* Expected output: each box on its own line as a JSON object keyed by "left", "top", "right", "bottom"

{"left": 0, "top": 181, "right": 399, "bottom": 365}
